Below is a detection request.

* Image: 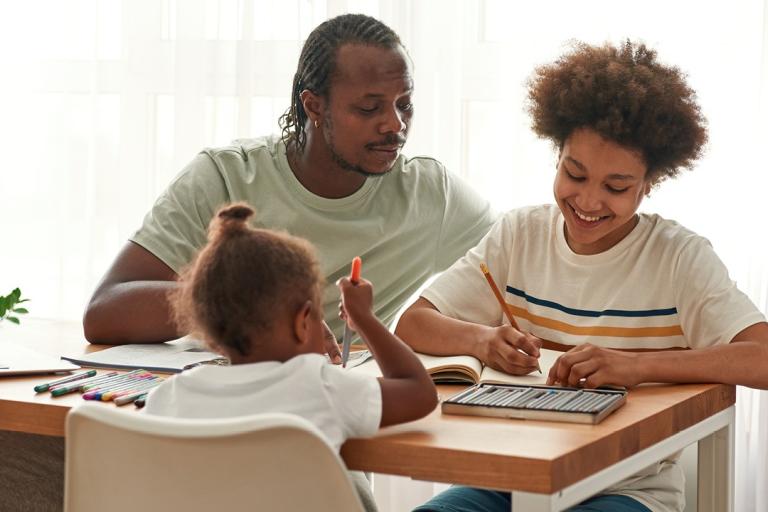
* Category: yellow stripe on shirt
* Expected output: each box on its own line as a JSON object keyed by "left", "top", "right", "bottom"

{"left": 508, "top": 304, "right": 683, "bottom": 338}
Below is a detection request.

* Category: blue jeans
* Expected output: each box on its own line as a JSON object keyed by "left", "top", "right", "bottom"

{"left": 413, "top": 486, "right": 652, "bottom": 512}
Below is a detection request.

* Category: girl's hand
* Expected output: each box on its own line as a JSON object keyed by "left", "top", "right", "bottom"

{"left": 478, "top": 325, "right": 543, "bottom": 375}
{"left": 337, "top": 277, "right": 375, "bottom": 333}
{"left": 546, "top": 343, "right": 643, "bottom": 388}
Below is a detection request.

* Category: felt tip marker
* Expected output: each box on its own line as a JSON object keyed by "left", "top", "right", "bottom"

{"left": 341, "top": 256, "right": 362, "bottom": 368}
{"left": 34, "top": 370, "right": 97, "bottom": 393}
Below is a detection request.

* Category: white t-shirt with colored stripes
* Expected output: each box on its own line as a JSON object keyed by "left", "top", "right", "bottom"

{"left": 423, "top": 204, "right": 764, "bottom": 512}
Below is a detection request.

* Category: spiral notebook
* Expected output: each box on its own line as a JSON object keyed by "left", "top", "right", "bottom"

{"left": 61, "top": 338, "right": 228, "bottom": 373}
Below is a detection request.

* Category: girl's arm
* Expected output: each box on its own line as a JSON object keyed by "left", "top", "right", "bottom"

{"left": 395, "top": 297, "right": 543, "bottom": 376}
{"left": 338, "top": 278, "right": 437, "bottom": 427}
{"left": 547, "top": 322, "right": 768, "bottom": 390}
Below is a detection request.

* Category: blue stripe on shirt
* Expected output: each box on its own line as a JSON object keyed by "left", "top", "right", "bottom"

{"left": 506, "top": 286, "right": 678, "bottom": 318}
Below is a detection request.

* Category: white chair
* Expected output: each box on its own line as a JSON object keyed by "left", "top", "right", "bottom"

{"left": 64, "top": 402, "right": 365, "bottom": 512}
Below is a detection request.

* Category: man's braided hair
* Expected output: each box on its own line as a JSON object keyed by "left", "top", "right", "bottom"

{"left": 279, "top": 14, "right": 402, "bottom": 153}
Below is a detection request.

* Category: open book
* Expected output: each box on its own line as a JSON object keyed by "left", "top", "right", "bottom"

{"left": 351, "top": 348, "right": 562, "bottom": 386}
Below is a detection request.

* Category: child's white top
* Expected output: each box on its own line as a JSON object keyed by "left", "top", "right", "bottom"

{"left": 423, "top": 204, "right": 765, "bottom": 512}
{"left": 145, "top": 353, "right": 382, "bottom": 452}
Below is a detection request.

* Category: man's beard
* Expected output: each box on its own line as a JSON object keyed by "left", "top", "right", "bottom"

{"left": 324, "top": 117, "right": 403, "bottom": 178}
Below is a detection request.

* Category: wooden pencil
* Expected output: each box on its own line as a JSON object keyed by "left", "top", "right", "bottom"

{"left": 479, "top": 262, "right": 541, "bottom": 373}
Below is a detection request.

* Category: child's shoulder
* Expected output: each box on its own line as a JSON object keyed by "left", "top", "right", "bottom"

{"left": 640, "top": 213, "right": 709, "bottom": 248}
{"left": 636, "top": 213, "right": 720, "bottom": 270}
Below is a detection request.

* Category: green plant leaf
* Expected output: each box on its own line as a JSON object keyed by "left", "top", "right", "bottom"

{"left": 11, "top": 288, "right": 21, "bottom": 301}
{"left": 16, "top": 299, "right": 29, "bottom": 304}
{"left": 12, "top": 308, "right": 28, "bottom": 314}
{"left": 6, "top": 316, "right": 20, "bottom": 325}
{"left": 0, "top": 303, "right": 6, "bottom": 318}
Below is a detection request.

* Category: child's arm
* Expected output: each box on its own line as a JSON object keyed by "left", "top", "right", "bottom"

{"left": 395, "top": 297, "right": 542, "bottom": 376}
{"left": 338, "top": 278, "right": 438, "bottom": 427}
{"left": 547, "top": 322, "right": 768, "bottom": 390}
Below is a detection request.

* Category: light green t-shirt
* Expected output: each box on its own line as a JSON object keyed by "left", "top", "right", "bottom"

{"left": 131, "top": 135, "right": 496, "bottom": 338}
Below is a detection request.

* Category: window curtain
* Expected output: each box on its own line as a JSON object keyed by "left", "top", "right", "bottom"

{"left": 1, "top": 1, "right": 766, "bottom": 510}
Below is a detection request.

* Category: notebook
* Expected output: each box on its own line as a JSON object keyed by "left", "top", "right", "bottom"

{"left": 0, "top": 342, "right": 81, "bottom": 376}
{"left": 61, "top": 337, "right": 228, "bottom": 373}
{"left": 350, "top": 348, "right": 561, "bottom": 386}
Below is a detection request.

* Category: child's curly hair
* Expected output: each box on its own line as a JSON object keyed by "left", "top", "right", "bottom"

{"left": 170, "top": 203, "right": 323, "bottom": 357}
{"left": 527, "top": 40, "right": 708, "bottom": 183}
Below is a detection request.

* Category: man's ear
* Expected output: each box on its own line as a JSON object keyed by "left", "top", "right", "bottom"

{"left": 293, "top": 300, "right": 314, "bottom": 345}
{"left": 300, "top": 90, "right": 325, "bottom": 129}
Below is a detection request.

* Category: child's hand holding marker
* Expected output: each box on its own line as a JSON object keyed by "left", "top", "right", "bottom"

{"left": 338, "top": 276, "right": 375, "bottom": 334}
{"left": 337, "top": 257, "right": 373, "bottom": 347}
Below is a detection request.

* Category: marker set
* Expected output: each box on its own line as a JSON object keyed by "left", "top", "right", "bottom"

{"left": 35, "top": 369, "right": 164, "bottom": 406}
{"left": 441, "top": 383, "right": 627, "bottom": 424}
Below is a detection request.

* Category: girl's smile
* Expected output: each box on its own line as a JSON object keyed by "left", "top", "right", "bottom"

{"left": 554, "top": 128, "right": 651, "bottom": 255}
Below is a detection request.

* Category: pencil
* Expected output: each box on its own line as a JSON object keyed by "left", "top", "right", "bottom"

{"left": 479, "top": 262, "right": 541, "bottom": 374}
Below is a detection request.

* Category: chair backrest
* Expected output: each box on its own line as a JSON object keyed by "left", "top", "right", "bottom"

{"left": 64, "top": 402, "right": 364, "bottom": 512}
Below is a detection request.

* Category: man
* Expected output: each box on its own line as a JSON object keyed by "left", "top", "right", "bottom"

{"left": 83, "top": 13, "right": 496, "bottom": 353}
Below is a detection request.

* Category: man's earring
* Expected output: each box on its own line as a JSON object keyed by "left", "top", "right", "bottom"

{"left": 314, "top": 119, "right": 319, "bottom": 129}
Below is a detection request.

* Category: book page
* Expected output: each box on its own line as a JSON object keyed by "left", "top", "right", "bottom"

{"left": 416, "top": 353, "right": 482, "bottom": 384}
{"left": 348, "top": 352, "right": 483, "bottom": 384}
{"left": 478, "top": 348, "right": 561, "bottom": 386}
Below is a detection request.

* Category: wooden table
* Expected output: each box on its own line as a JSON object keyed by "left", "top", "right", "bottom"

{"left": 0, "top": 319, "right": 735, "bottom": 511}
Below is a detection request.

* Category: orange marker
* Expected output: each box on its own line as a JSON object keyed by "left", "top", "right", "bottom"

{"left": 480, "top": 262, "right": 541, "bottom": 373}
{"left": 341, "top": 257, "right": 362, "bottom": 367}
{"left": 350, "top": 256, "right": 362, "bottom": 283}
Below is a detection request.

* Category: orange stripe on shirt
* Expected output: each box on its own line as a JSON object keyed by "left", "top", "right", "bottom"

{"left": 508, "top": 304, "right": 684, "bottom": 338}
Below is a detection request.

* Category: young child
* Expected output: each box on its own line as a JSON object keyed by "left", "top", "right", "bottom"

{"left": 397, "top": 41, "right": 768, "bottom": 512}
{"left": 144, "top": 202, "right": 437, "bottom": 512}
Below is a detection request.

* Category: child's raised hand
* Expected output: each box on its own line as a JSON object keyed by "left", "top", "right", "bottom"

{"left": 479, "top": 325, "right": 543, "bottom": 375}
{"left": 337, "top": 277, "right": 375, "bottom": 333}
{"left": 546, "top": 343, "right": 642, "bottom": 388}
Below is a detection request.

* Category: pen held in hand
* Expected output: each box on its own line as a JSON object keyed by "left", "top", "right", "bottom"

{"left": 479, "top": 262, "right": 542, "bottom": 374}
{"left": 341, "top": 256, "right": 362, "bottom": 368}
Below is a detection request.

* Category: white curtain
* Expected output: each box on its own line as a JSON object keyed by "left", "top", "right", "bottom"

{"left": 1, "top": 1, "right": 767, "bottom": 510}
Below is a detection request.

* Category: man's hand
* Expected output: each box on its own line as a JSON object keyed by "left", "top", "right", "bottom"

{"left": 322, "top": 320, "right": 342, "bottom": 364}
{"left": 478, "top": 325, "right": 542, "bottom": 375}
{"left": 546, "top": 343, "right": 642, "bottom": 388}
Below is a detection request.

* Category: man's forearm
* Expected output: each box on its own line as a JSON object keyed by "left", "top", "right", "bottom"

{"left": 83, "top": 281, "right": 182, "bottom": 344}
